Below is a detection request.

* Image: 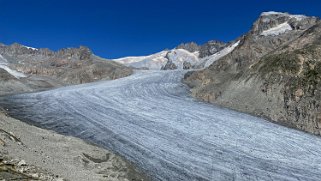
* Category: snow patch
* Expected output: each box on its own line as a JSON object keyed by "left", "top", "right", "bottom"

{"left": 22, "top": 45, "right": 38, "bottom": 51}
{"left": 261, "top": 22, "right": 293, "bottom": 36}
{"left": 261, "top": 11, "right": 285, "bottom": 16}
{"left": 0, "top": 65, "right": 26, "bottom": 78}
{"left": 0, "top": 54, "right": 26, "bottom": 78}
{"left": 204, "top": 41, "right": 240, "bottom": 67}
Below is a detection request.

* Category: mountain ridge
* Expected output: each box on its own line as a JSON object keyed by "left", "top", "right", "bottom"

{"left": 184, "top": 11, "right": 321, "bottom": 135}
{"left": 112, "top": 40, "right": 228, "bottom": 70}
{"left": 0, "top": 43, "right": 132, "bottom": 95}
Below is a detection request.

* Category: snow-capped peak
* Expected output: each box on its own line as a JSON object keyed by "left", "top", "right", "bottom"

{"left": 113, "top": 49, "right": 200, "bottom": 70}
{"left": 261, "top": 11, "right": 307, "bottom": 21}
{"left": 261, "top": 11, "right": 286, "bottom": 16}
{"left": 113, "top": 51, "right": 168, "bottom": 65}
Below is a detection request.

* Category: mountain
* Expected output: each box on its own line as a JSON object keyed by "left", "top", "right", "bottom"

{"left": 113, "top": 41, "right": 227, "bottom": 70}
{"left": 184, "top": 11, "right": 321, "bottom": 135}
{"left": 0, "top": 43, "right": 132, "bottom": 95}
{"left": 113, "top": 49, "right": 200, "bottom": 70}
{"left": 176, "top": 42, "right": 200, "bottom": 52}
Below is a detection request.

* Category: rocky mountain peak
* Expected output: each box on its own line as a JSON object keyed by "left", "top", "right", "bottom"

{"left": 56, "top": 46, "right": 92, "bottom": 60}
{"left": 251, "top": 11, "right": 318, "bottom": 36}
{"left": 260, "top": 11, "right": 307, "bottom": 18}
{"left": 176, "top": 42, "right": 200, "bottom": 52}
{"left": 0, "top": 43, "right": 38, "bottom": 55}
{"left": 0, "top": 43, "right": 93, "bottom": 60}
{"left": 199, "top": 40, "right": 226, "bottom": 58}
{"left": 175, "top": 40, "right": 227, "bottom": 59}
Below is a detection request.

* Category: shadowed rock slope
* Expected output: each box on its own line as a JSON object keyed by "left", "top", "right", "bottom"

{"left": 184, "top": 12, "right": 321, "bottom": 135}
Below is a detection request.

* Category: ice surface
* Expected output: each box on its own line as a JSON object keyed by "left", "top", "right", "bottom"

{"left": 1, "top": 70, "right": 321, "bottom": 181}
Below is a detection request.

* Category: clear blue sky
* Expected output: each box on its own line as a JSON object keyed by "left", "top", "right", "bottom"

{"left": 0, "top": 0, "right": 320, "bottom": 58}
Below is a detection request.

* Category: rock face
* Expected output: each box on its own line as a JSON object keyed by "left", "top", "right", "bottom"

{"left": 183, "top": 61, "right": 192, "bottom": 70}
{"left": 176, "top": 42, "right": 200, "bottom": 53}
{"left": 199, "top": 40, "right": 226, "bottom": 58}
{"left": 176, "top": 41, "right": 227, "bottom": 58}
{"left": 0, "top": 43, "right": 133, "bottom": 95}
{"left": 184, "top": 12, "right": 321, "bottom": 135}
{"left": 161, "top": 60, "right": 177, "bottom": 70}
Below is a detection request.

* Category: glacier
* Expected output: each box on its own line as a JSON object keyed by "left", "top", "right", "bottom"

{"left": 1, "top": 70, "right": 321, "bottom": 181}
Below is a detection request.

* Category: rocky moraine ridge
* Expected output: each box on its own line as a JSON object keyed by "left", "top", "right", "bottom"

{"left": 184, "top": 12, "right": 321, "bottom": 135}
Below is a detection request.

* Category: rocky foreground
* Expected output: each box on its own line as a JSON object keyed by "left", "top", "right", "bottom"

{"left": 0, "top": 109, "right": 148, "bottom": 181}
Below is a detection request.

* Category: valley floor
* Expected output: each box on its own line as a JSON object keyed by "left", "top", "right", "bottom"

{"left": 1, "top": 70, "right": 321, "bottom": 180}
{"left": 0, "top": 111, "right": 148, "bottom": 181}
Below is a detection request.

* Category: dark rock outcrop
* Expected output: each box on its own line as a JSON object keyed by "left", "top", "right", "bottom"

{"left": 176, "top": 40, "right": 226, "bottom": 58}
{"left": 176, "top": 42, "right": 200, "bottom": 52}
{"left": 199, "top": 40, "right": 226, "bottom": 58}
{"left": 183, "top": 61, "right": 192, "bottom": 70}
{"left": 161, "top": 60, "right": 177, "bottom": 70}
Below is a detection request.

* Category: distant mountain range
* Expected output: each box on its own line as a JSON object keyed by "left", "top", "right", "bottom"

{"left": 0, "top": 43, "right": 132, "bottom": 95}
{"left": 0, "top": 33, "right": 230, "bottom": 95}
